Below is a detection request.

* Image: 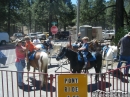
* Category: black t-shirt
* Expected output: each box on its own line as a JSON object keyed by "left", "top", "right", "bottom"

{"left": 118, "top": 36, "right": 130, "bottom": 56}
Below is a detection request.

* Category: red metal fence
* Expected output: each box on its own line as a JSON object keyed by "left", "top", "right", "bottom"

{"left": 0, "top": 66, "right": 130, "bottom": 97}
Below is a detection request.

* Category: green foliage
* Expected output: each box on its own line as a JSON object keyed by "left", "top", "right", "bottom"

{"left": 1, "top": 0, "right": 130, "bottom": 35}
{"left": 105, "top": 0, "right": 116, "bottom": 29}
{"left": 80, "top": 0, "right": 106, "bottom": 26}
{"left": 114, "top": 26, "right": 130, "bottom": 45}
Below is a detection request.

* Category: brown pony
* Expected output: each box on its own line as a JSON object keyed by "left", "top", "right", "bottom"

{"left": 27, "top": 51, "right": 48, "bottom": 88}
{"left": 89, "top": 39, "right": 102, "bottom": 52}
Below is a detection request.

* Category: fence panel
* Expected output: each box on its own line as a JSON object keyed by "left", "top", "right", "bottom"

{"left": 0, "top": 66, "right": 130, "bottom": 97}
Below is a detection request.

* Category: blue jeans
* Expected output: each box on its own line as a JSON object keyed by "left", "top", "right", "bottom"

{"left": 117, "top": 55, "right": 130, "bottom": 74}
{"left": 82, "top": 52, "right": 88, "bottom": 64}
{"left": 15, "top": 60, "right": 26, "bottom": 84}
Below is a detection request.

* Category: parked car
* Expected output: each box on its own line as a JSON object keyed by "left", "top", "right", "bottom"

{"left": 36, "top": 32, "right": 46, "bottom": 40}
{"left": 0, "top": 32, "right": 9, "bottom": 45}
{"left": 102, "top": 30, "right": 115, "bottom": 40}
{"left": 27, "top": 33, "right": 37, "bottom": 41}
{"left": 10, "top": 33, "right": 24, "bottom": 42}
{"left": 56, "top": 31, "right": 70, "bottom": 39}
{"left": 43, "top": 32, "right": 49, "bottom": 39}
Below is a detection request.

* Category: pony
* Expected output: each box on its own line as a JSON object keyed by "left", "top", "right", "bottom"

{"left": 56, "top": 47, "right": 102, "bottom": 82}
{"left": 89, "top": 39, "right": 102, "bottom": 53}
{"left": 35, "top": 43, "right": 62, "bottom": 65}
{"left": 102, "top": 45, "right": 118, "bottom": 70}
{"left": 102, "top": 45, "right": 117, "bottom": 60}
{"left": 27, "top": 49, "right": 48, "bottom": 88}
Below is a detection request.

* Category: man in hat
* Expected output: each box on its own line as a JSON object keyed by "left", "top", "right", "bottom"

{"left": 117, "top": 32, "right": 130, "bottom": 75}
{"left": 24, "top": 36, "right": 38, "bottom": 71}
{"left": 78, "top": 36, "right": 90, "bottom": 68}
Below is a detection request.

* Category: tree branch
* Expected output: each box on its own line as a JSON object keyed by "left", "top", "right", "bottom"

{"left": 90, "top": 5, "right": 116, "bottom": 21}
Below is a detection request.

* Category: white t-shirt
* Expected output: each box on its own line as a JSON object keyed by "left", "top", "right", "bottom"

{"left": 33, "top": 39, "right": 41, "bottom": 45}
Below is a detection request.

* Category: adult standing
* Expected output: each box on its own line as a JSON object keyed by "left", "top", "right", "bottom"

{"left": 77, "top": 32, "right": 81, "bottom": 43}
{"left": 117, "top": 32, "right": 130, "bottom": 75}
{"left": 45, "top": 36, "right": 53, "bottom": 49}
{"left": 72, "top": 32, "right": 82, "bottom": 49}
{"left": 15, "top": 39, "right": 26, "bottom": 86}
{"left": 33, "top": 36, "right": 41, "bottom": 45}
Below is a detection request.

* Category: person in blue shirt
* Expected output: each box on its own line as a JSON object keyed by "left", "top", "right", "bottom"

{"left": 102, "top": 43, "right": 109, "bottom": 58}
{"left": 78, "top": 36, "right": 90, "bottom": 68}
{"left": 45, "top": 36, "right": 53, "bottom": 49}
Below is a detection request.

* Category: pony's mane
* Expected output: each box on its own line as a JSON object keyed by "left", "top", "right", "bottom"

{"left": 66, "top": 47, "right": 77, "bottom": 56}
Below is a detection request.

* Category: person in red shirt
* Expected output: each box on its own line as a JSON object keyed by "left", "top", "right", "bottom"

{"left": 15, "top": 39, "right": 26, "bottom": 86}
{"left": 24, "top": 36, "right": 38, "bottom": 71}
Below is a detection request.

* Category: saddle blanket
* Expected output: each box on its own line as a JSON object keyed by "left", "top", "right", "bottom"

{"left": 78, "top": 52, "right": 96, "bottom": 62}
{"left": 29, "top": 52, "right": 36, "bottom": 60}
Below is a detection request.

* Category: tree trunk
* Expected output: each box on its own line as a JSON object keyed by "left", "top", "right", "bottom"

{"left": 8, "top": 0, "right": 10, "bottom": 36}
{"left": 34, "top": 20, "right": 36, "bottom": 32}
{"left": 115, "top": 0, "right": 124, "bottom": 33}
{"left": 64, "top": 25, "right": 66, "bottom": 31}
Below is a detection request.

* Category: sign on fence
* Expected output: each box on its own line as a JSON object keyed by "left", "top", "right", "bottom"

{"left": 58, "top": 74, "right": 88, "bottom": 97}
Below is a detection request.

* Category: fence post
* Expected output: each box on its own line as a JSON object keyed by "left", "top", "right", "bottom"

{"left": 50, "top": 74, "right": 53, "bottom": 97}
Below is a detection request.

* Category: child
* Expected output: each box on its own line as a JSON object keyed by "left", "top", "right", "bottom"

{"left": 24, "top": 36, "right": 38, "bottom": 71}
{"left": 78, "top": 36, "right": 90, "bottom": 68}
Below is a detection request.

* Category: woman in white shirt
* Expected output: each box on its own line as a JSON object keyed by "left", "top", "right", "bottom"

{"left": 33, "top": 36, "right": 41, "bottom": 45}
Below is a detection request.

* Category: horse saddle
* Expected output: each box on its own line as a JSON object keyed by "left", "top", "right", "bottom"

{"left": 77, "top": 51, "right": 96, "bottom": 62}
{"left": 28, "top": 51, "right": 37, "bottom": 60}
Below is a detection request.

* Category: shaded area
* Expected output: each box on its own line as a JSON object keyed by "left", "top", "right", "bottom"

{"left": 88, "top": 81, "right": 112, "bottom": 92}
{"left": 19, "top": 78, "right": 56, "bottom": 92}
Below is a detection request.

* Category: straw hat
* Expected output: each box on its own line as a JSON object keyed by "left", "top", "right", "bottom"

{"left": 24, "top": 36, "right": 30, "bottom": 40}
{"left": 82, "top": 36, "right": 89, "bottom": 40}
{"left": 15, "top": 39, "right": 22, "bottom": 46}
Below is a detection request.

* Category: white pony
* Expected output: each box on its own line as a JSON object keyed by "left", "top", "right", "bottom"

{"left": 102, "top": 45, "right": 118, "bottom": 60}
{"left": 36, "top": 43, "right": 62, "bottom": 65}
{"left": 102, "top": 45, "right": 118, "bottom": 71}
{"left": 27, "top": 47, "right": 48, "bottom": 87}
